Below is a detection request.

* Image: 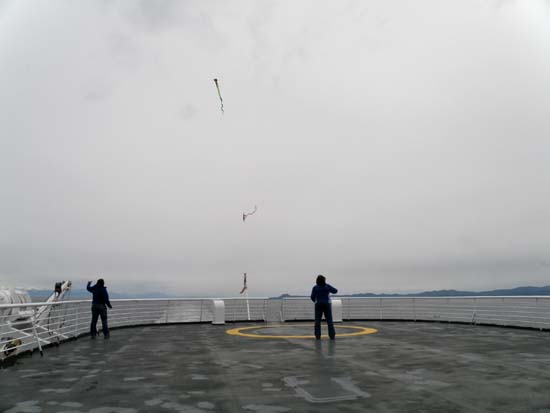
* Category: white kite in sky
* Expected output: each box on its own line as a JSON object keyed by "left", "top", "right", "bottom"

{"left": 243, "top": 205, "right": 257, "bottom": 222}
{"left": 240, "top": 273, "right": 248, "bottom": 294}
{"left": 213, "top": 78, "right": 224, "bottom": 115}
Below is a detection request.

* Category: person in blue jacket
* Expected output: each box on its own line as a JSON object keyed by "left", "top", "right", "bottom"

{"left": 310, "top": 275, "right": 338, "bottom": 340}
{"left": 87, "top": 278, "right": 112, "bottom": 339}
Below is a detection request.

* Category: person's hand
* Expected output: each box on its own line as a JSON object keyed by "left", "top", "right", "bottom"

{"left": 108, "top": 305, "right": 113, "bottom": 309}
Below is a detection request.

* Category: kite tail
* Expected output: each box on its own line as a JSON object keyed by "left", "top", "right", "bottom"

{"left": 214, "top": 78, "right": 224, "bottom": 115}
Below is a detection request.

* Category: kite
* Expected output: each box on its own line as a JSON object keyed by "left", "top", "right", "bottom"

{"left": 243, "top": 205, "right": 257, "bottom": 222}
{"left": 240, "top": 273, "right": 248, "bottom": 294}
{"left": 240, "top": 273, "right": 251, "bottom": 320}
{"left": 213, "top": 78, "right": 224, "bottom": 115}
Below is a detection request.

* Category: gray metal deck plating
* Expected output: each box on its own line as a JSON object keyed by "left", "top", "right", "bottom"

{"left": 1, "top": 321, "right": 550, "bottom": 412}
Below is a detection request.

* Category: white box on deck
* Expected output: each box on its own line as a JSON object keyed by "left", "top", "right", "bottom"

{"left": 212, "top": 300, "right": 225, "bottom": 325}
{"left": 332, "top": 299, "right": 343, "bottom": 323}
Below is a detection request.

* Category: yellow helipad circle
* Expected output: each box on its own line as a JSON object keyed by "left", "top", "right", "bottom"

{"left": 226, "top": 324, "right": 378, "bottom": 339}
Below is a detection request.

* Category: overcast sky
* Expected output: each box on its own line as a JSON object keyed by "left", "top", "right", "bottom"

{"left": 1, "top": 0, "right": 549, "bottom": 296}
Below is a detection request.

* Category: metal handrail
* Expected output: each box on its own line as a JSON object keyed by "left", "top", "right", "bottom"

{"left": 3, "top": 296, "right": 550, "bottom": 362}
{"left": 0, "top": 297, "right": 269, "bottom": 361}
{"left": 284, "top": 295, "right": 550, "bottom": 299}
{"left": 281, "top": 296, "right": 550, "bottom": 331}
{"left": 0, "top": 296, "right": 271, "bottom": 308}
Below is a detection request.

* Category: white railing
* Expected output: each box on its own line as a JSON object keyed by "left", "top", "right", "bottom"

{"left": 224, "top": 298, "right": 268, "bottom": 322}
{"left": 3, "top": 296, "right": 550, "bottom": 361}
{"left": 0, "top": 297, "right": 268, "bottom": 361}
{"left": 281, "top": 296, "right": 550, "bottom": 330}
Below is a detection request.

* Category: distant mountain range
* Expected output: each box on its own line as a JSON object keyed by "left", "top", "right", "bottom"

{"left": 26, "top": 285, "right": 550, "bottom": 300}
{"left": 278, "top": 286, "right": 550, "bottom": 298}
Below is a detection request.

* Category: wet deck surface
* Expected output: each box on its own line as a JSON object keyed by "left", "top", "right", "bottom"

{"left": 2, "top": 321, "right": 550, "bottom": 412}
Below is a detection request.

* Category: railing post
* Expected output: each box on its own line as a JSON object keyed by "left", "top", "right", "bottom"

{"left": 379, "top": 298, "right": 382, "bottom": 320}
{"left": 200, "top": 300, "right": 204, "bottom": 322}
{"left": 536, "top": 297, "right": 541, "bottom": 330}
{"left": 343, "top": 298, "right": 347, "bottom": 320}
{"left": 245, "top": 294, "right": 251, "bottom": 321}
{"left": 413, "top": 298, "right": 416, "bottom": 322}
{"left": 74, "top": 304, "right": 79, "bottom": 338}
{"left": 472, "top": 298, "right": 477, "bottom": 325}
{"left": 332, "top": 299, "right": 343, "bottom": 323}
{"left": 31, "top": 308, "right": 44, "bottom": 357}
{"left": 342, "top": 298, "right": 349, "bottom": 320}
{"left": 504, "top": 297, "right": 507, "bottom": 327}
{"left": 165, "top": 300, "right": 170, "bottom": 324}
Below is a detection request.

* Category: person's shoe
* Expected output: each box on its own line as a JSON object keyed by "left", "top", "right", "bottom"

{"left": 90, "top": 335, "right": 96, "bottom": 340}
{"left": 104, "top": 335, "right": 110, "bottom": 340}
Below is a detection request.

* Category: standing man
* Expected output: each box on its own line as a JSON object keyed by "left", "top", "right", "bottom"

{"left": 87, "top": 278, "right": 112, "bottom": 339}
{"left": 310, "top": 275, "right": 338, "bottom": 340}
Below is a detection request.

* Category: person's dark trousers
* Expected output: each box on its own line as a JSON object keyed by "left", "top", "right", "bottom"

{"left": 91, "top": 303, "right": 109, "bottom": 337}
{"left": 314, "top": 302, "right": 336, "bottom": 339}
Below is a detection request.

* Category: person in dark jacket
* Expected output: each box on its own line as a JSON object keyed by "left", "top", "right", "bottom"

{"left": 87, "top": 279, "right": 112, "bottom": 339}
{"left": 310, "top": 275, "right": 338, "bottom": 340}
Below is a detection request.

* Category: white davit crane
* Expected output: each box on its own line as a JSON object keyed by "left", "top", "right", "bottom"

{"left": 0, "top": 281, "right": 72, "bottom": 359}
{"left": 34, "top": 280, "right": 72, "bottom": 323}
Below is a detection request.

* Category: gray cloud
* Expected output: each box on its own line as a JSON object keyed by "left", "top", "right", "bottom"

{"left": 83, "top": 78, "right": 116, "bottom": 102}
{"left": 0, "top": 1, "right": 549, "bottom": 296}
{"left": 119, "top": 0, "right": 184, "bottom": 32}
{"left": 177, "top": 104, "right": 197, "bottom": 120}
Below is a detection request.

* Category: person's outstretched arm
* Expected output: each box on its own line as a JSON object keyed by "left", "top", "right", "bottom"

{"left": 86, "top": 281, "right": 93, "bottom": 293}
{"left": 310, "top": 287, "right": 317, "bottom": 303}
{"left": 328, "top": 284, "right": 338, "bottom": 294}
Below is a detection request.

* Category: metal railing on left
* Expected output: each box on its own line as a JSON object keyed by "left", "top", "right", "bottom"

{"left": 0, "top": 298, "right": 269, "bottom": 361}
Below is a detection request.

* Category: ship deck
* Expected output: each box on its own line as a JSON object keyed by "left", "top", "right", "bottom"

{"left": 2, "top": 321, "right": 550, "bottom": 412}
